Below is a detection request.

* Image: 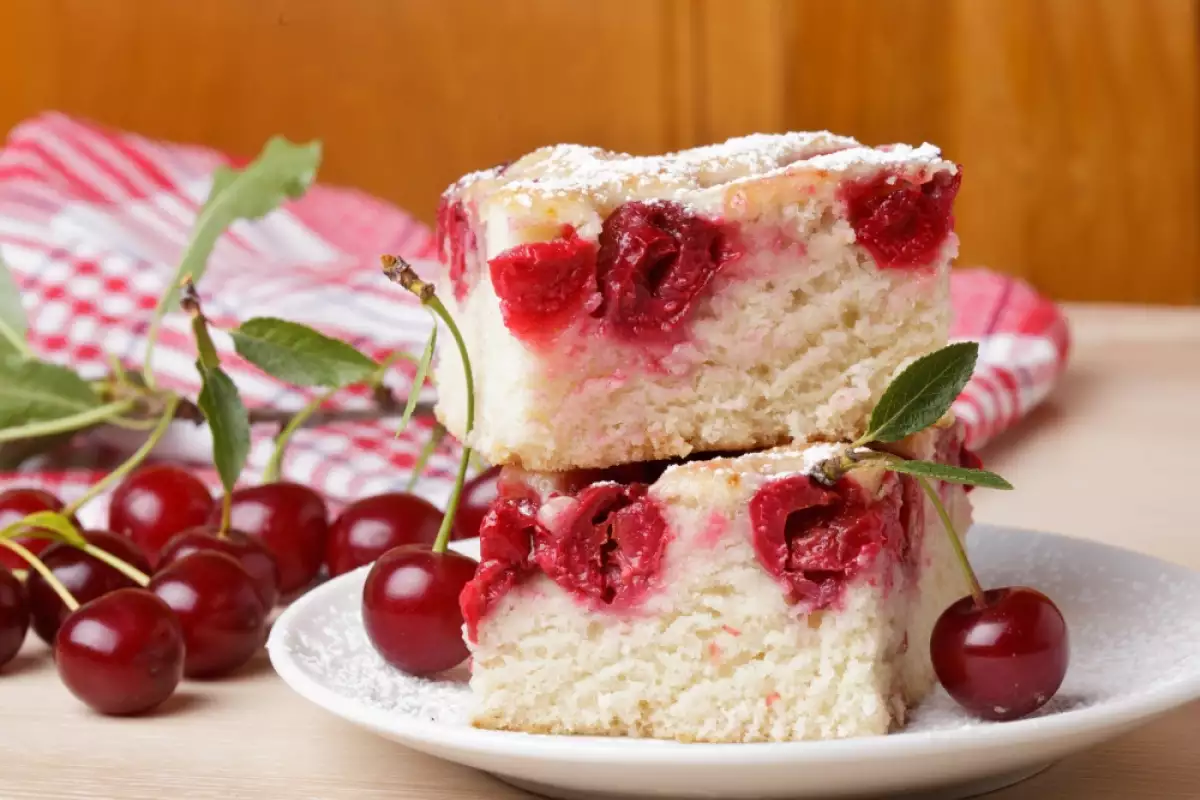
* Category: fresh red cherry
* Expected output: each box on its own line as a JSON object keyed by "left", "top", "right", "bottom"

{"left": 55, "top": 588, "right": 184, "bottom": 715}
{"left": 109, "top": 464, "right": 214, "bottom": 565}
{"left": 149, "top": 550, "right": 266, "bottom": 678}
{"left": 211, "top": 483, "right": 328, "bottom": 595}
{"left": 931, "top": 587, "right": 1069, "bottom": 721}
{"left": 0, "top": 488, "right": 72, "bottom": 571}
{"left": 362, "top": 546, "right": 478, "bottom": 676}
{"left": 0, "top": 566, "right": 30, "bottom": 668}
{"left": 27, "top": 530, "right": 152, "bottom": 644}
{"left": 326, "top": 493, "right": 443, "bottom": 577}
{"left": 454, "top": 466, "right": 501, "bottom": 540}
{"left": 159, "top": 527, "right": 280, "bottom": 609}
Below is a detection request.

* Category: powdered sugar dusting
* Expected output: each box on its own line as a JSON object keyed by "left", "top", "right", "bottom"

{"left": 443, "top": 132, "right": 953, "bottom": 207}
{"left": 272, "top": 527, "right": 1200, "bottom": 739}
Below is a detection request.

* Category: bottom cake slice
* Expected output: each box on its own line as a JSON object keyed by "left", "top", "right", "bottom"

{"left": 460, "top": 420, "right": 975, "bottom": 742}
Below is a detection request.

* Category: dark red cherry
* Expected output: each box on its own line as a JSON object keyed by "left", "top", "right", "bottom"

{"left": 362, "top": 546, "right": 478, "bottom": 676}
{"left": 212, "top": 482, "right": 329, "bottom": 595}
{"left": 326, "top": 493, "right": 443, "bottom": 577}
{"left": 55, "top": 588, "right": 184, "bottom": 715}
{"left": 454, "top": 466, "right": 501, "bottom": 540}
{"left": 0, "top": 566, "right": 30, "bottom": 668}
{"left": 159, "top": 527, "right": 280, "bottom": 609}
{"left": 109, "top": 464, "right": 214, "bottom": 565}
{"left": 149, "top": 551, "right": 266, "bottom": 679}
{"left": 0, "top": 488, "right": 72, "bottom": 571}
{"left": 27, "top": 530, "right": 152, "bottom": 644}
{"left": 931, "top": 587, "right": 1069, "bottom": 721}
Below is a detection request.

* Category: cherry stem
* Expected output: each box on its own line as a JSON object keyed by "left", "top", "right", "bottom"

{"left": 263, "top": 386, "right": 336, "bottom": 484}
{"left": 915, "top": 474, "right": 986, "bottom": 607}
{"left": 0, "top": 538, "right": 79, "bottom": 612}
{"left": 405, "top": 423, "right": 447, "bottom": 492}
{"left": 0, "top": 399, "right": 137, "bottom": 444}
{"left": 65, "top": 394, "right": 181, "bottom": 517}
{"left": 382, "top": 256, "right": 474, "bottom": 554}
{"left": 182, "top": 280, "right": 221, "bottom": 373}
{"left": 80, "top": 543, "right": 151, "bottom": 587}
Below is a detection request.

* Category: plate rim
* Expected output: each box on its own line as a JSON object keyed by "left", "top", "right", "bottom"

{"left": 268, "top": 525, "right": 1200, "bottom": 765}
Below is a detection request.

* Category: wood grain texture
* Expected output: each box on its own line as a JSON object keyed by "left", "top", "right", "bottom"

{"left": 774, "top": 0, "right": 1200, "bottom": 305}
{"left": 0, "top": 0, "right": 1197, "bottom": 303}
{"left": 0, "top": 0, "right": 694, "bottom": 225}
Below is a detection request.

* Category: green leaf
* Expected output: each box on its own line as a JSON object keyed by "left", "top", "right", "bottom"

{"left": 864, "top": 342, "right": 978, "bottom": 443}
{"left": 153, "top": 137, "right": 322, "bottom": 318}
{"left": 197, "top": 366, "right": 251, "bottom": 494}
{"left": 396, "top": 325, "right": 436, "bottom": 436}
{"left": 0, "top": 510, "right": 87, "bottom": 547}
{"left": 0, "top": 254, "right": 28, "bottom": 357}
{"left": 0, "top": 357, "right": 101, "bottom": 428}
{"left": 881, "top": 458, "right": 1014, "bottom": 490}
{"left": 231, "top": 317, "right": 378, "bottom": 388}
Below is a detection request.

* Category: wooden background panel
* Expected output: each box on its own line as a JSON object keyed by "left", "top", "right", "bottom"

{"left": 0, "top": 0, "right": 1197, "bottom": 304}
{"left": 0, "top": 0, "right": 693, "bottom": 224}
{"left": 773, "top": 0, "right": 1200, "bottom": 305}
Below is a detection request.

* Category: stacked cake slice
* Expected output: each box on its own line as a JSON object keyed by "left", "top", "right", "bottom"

{"left": 431, "top": 132, "right": 974, "bottom": 741}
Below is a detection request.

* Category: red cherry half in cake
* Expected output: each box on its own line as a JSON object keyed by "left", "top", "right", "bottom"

{"left": 454, "top": 466, "right": 502, "bottom": 541}
{"left": 326, "top": 493, "right": 443, "bottom": 577}
{"left": 931, "top": 586, "right": 1069, "bottom": 721}
{"left": 489, "top": 230, "right": 598, "bottom": 340}
{"left": 159, "top": 527, "right": 280, "bottom": 610}
{"left": 593, "top": 200, "right": 739, "bottom": 338}
{"left": 534, "top": 482, "right": 668, "bottom": 607}
{"left": 149, "top": 551, "right": 267, "bottom": 679}
{"left": 55, "top": 588, "right": 184, "bottom": 715}
{"left": 0, "top": 488, "right": 72, "bottom": 571}
{"left": 215, "top": 482, "right": 329, "bottom": 595}
{"left": 362, "top": 545, "right": 478, "bottom": 676}
{"left": 460, "top": 498, "right": 541, "bottom": 642}
{"left": 27, "top": 530, "right": 153, "bottom": 644}
{"left": 749, "top": 474, "right": 891, "bottom": 609}
{"left": 0, "top": 566, "right": 30, "bottom": 668}
{"left": 109, "top": 464, "right": 215, "bottom": 565}
{"left": 841, "top": 170, "right": 961, "bottom": 269}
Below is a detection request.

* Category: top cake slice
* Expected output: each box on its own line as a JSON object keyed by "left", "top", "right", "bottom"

{"left": 433, "top": 132, "right": 961, "bottom": 471}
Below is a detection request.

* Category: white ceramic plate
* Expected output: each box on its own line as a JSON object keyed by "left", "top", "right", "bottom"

{"left": 268, "top": 526, "right": 1200, "bottom": 799}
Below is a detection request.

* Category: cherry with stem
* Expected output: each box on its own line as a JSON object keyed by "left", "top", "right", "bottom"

{"left": 362, "top": 256, "right": 480, "bottom": 677}
{"left": 0, "top": 537, "right": 183, "bottom": 715}
{"left": 919, "top": 475, "right": 1069, "bottom": 721}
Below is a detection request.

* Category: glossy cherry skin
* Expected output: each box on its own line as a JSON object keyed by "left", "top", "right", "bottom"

{"left": 0, "top": 566, "right": 29, "bottom": 668}
{"left": 55, "top": 588, "right": 184, "bottom": 715}
{"left": 27, "top": 530, "right": 153, "bottom": 645}
{"left": 326, "top": 493, "right": 443, "bottom": 577}
{"left": 931, "top": 587, "right": 1069, "bottom": 721}
{"left": 454, "top": 466, "right": 501, "bottom": 541}
{"left": 159, "top": 527, "right": 280, "bottom": 609}
{"left": 149, "top": 550, "right": 266, "bottom": 679}
{"left": 362, "top": 546, "right": 478, "bottom": 676}
{"left": 0, "top": 488, "right": 71, "bottom": 571}
{"left": 109, "top": 464, "right": 215, "bottom": 565}
{"left": 211, "top": 483, "right": 329, "bottom": 595}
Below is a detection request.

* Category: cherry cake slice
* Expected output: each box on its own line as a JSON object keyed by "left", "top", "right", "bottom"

{"left": 434, "top": 133, "right": 961, "bottom": 471}
{"left": 460, "top": 419, "right": 975, "bottom": 742}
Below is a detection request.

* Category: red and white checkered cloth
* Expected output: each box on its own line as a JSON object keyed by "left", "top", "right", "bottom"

{"left": 0, "top": 113, "right": 1069, "bottom": 516}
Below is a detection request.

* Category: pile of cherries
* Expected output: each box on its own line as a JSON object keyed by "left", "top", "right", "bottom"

{"left": 0, "top": 463, "right": 500, "bottom": 715}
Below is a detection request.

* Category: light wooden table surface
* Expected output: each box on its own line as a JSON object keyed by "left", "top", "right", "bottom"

{"left": 2, "top": 304, "right": 1199, "bottom": 799}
